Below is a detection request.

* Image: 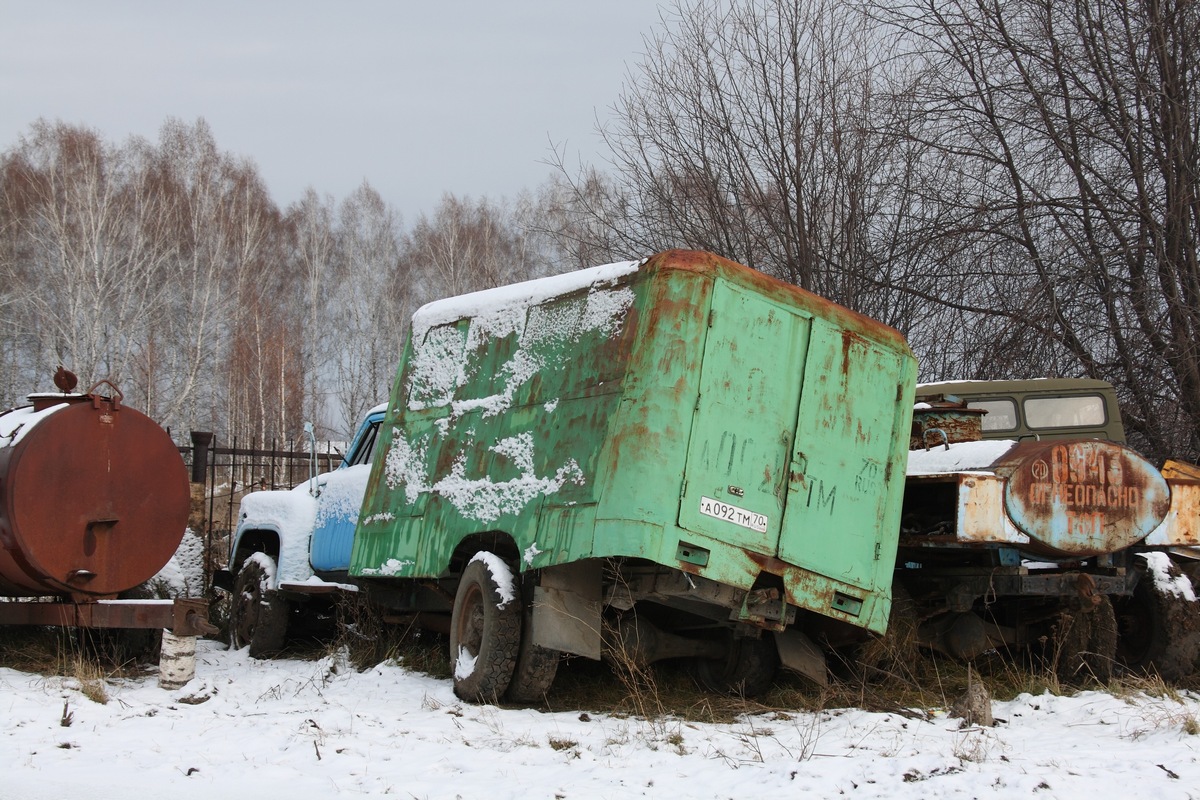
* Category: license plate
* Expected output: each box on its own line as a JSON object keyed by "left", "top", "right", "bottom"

{"left": 699, "top": 496, "right": 768, "bottom": 533}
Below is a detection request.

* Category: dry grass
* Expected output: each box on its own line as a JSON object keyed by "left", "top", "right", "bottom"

{"left": 313, "top": 606, "right": 1125, "bottom": 722}
{"left": 7, "top": 605, "right": 1193, "bottom": 725}
{"left": 0, "top": 627, "right": 143, "bottom": 704}
{"left": 66, "top": 653, "right": 111, "bottom": 704}
{"left": 327, "top": 594, "right": 452, "bottom": 678}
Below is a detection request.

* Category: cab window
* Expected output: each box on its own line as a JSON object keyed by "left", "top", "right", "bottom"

{"left": 348, "top": 422, "right": 381, "bottom": 466}
{"left": 968, "top": 399, "right": 1018, "bottom": 432}
{"left": 1024, "top": 395, "right": 1106, "bottom": 429}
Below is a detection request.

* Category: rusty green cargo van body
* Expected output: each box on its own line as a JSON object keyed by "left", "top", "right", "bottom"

{"left": 352, "top": 250, "right": 915, "bottom": 698}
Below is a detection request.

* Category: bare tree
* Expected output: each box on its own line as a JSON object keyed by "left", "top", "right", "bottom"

{"left": 283, "top": 189, "right": 340, "bottom": 438}
{"left": 878, "top": 0, "right": 1200, "bottom": 461}
{"left": 129, "top": 118, "right": 282, "bottom": 435}
{"left": 548, "top": 0, "right": 932, "bottom": 331}
{"left": 402, "top": 193, "right": 531, "bottom": 303}
{"left": 329, "top": 181, "right": 408, "bottom": 432}
{"left": 531, "top": 169, "right": 635, "bottom": 269}
{"left": 0, "top": 120, "right": 177, "bottom": 396}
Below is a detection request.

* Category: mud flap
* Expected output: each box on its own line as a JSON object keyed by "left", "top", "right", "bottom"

{"left": 530, "top": 560, "right": 603, "bottom": 659}
{"left": 774, "top": 628, "right": 827, "bottom": 687}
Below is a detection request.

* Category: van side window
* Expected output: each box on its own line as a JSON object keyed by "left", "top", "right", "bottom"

{"left": 968, "top": 399, "right": 1018, "bottom": 432}
{"left": 1024, "top": 395, "right": 1106, "bottom": 429}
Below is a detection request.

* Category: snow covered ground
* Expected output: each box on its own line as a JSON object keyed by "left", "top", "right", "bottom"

{"left": 3, "top": 639, "right": 1200, "bottom": 799}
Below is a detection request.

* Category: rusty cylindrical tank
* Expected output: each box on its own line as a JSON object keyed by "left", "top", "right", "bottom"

{"left": 0, "top": 382, "right": 189, "bottom": 599}
{"left": 994, "top": 439, "right": 1171, "bottom": 557}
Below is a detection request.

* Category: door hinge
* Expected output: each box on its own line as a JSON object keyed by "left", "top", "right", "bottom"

{"left": 874, "top": 542, "right": 881, "bottom": 561}
{"left": 708, "top": 309, "right": 716, "bottom": 328}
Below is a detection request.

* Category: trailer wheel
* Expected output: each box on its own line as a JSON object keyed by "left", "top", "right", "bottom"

{"left": 450, "top": 553, "right": 522, "bottom": 702}
{"left": 231, "top": 555, "right": 288, "bottom": 659}
{"left": 693, "top": 634, "right": 779, "bottom": 697}
{"left": 1054, "top": 596, "right": 1116, "bottom": 683}
{"left": 504, "top": 580, "right": 560, "bottom": 705}
{"left": 1115, "top": 563, "right": 1200, "bottom": 681}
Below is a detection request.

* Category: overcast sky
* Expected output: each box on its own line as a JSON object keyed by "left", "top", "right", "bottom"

{"left": 0, "top": 1, "right": 670, "bottom": 221}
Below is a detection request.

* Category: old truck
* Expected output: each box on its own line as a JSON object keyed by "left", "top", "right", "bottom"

{"left": 902, "top": 378, "right": 1200, "bottom": 680}
{"left": 221, "top": 249, "right": 918, "bottom": 702}
{"left": 215, "top": 402, "right": 387, "bottom": 657}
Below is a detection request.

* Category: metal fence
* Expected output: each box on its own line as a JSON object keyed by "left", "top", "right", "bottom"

{"left": 181, "top": 431, "right": 342, "bottom": 561}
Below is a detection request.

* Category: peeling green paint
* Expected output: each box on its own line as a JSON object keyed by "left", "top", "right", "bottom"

{"left": 351, "top": 250, "right": 916, "bottom": 634}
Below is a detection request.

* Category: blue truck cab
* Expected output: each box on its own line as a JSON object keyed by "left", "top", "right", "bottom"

{"left": 215, "top": 402, "right": 386, "bottom": 656}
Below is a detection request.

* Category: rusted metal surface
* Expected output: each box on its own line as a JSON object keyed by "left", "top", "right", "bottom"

{"left": 1145, "top": 477, "right": 1200, "bottom": 546}
{"left": 903, "top": 440, "right": 1174, "bottom": 557}
{"left": 353, "top": 249, "right": 917, "bottom": 636}
{"left": 910, "top": 400, "right": 987, "bottom": 449}
{"left": 1159, "top": 459, "right": 1200, "bottom": 545}
{"left": 0, "top": 597, "right": 214, "bottom": 635}
{"left": 904, "top": 382, "right": 1195, "bottom": 555}
{"left": 955, "top": 473, "right": 1029, "bottom": 546}
{"left": 1164, "top": 459, "right": 1200, "bottom": 481}
{"left": 0, "top": 385, "right": 189, "bottom": 598}
{"left": 997, "top": 440, "right": 1170, "bottom": 556}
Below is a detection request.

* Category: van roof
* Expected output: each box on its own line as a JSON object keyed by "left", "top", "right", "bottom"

{"left": 916, "top": 377, "right": 1115, "bottom": 398}
{"left": 411, "top": 259, "right": 643, "bottom": 341}
{"left": 410, "top": 250, "right": 912, "bottom": 356}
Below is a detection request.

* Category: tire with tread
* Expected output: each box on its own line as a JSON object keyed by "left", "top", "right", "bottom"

{"left": 1055, "top": 596, "right": 1117, "bottom": 683}
{"left": 693, "top": 633, "right": 779, "bottom": 697}
{"left": 505, "top": 578, "right": 560, "bottom": 704}
{"left": 1115, "top": 565, "right": 1200, "bottom": 681}
{"left": 231, "top": 555, "right": 289, "bottom": 659}
{"left": 450, "top": 554, "right": 522, "bottom": 702}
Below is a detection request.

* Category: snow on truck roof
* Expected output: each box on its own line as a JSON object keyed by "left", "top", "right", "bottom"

{"left": 411, "top": 259, "right": 644, "bottom": 341}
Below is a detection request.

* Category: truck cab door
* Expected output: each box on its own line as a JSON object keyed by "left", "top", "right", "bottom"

{"left": 309, "top": 409, "right": 385, "bottom": 573}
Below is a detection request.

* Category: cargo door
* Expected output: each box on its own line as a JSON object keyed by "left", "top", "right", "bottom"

{"left": 678, "top": 281, "right": 810, "bottom": 556}
{"left": 779, "top": 322, "right": 907, "bottom": 589}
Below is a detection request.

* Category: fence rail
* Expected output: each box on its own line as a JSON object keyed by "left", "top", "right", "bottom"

{"left": 181, "top": 431, "right": 342, "bottom": 566}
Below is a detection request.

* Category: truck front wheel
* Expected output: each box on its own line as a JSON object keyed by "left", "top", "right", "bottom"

{"left": 231, "top": 554, "right": 289, "bottom": 658}
{"left": 450, "top": 553, "right": 522, "bottom": 702}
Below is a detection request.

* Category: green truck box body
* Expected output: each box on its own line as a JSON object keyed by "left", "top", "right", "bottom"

{"left": 351, "top": 250, "right": 916, "bottom": 635}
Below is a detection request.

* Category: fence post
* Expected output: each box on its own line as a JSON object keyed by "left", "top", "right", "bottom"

{"left": 190, "top": 431, "right": 213, "bottom": 484}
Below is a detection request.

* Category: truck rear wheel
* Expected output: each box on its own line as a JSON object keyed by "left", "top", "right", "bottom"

{"left": 1115, "top": 564, "right": 1200, "bottom": 681}
{"left": 231, "top": 554, "right": 288, "bottom": 659}
{"left": 505, "top": 578, "right": 560, "bottom": 704}
{"left": 693, "top": 633, "right": 779, "bottom": 697}
{"left": 450, "top": 554, "right": 522, "bottom": 702}
{"left": 505, "top": 629, "right": 560, "bottom": 704}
